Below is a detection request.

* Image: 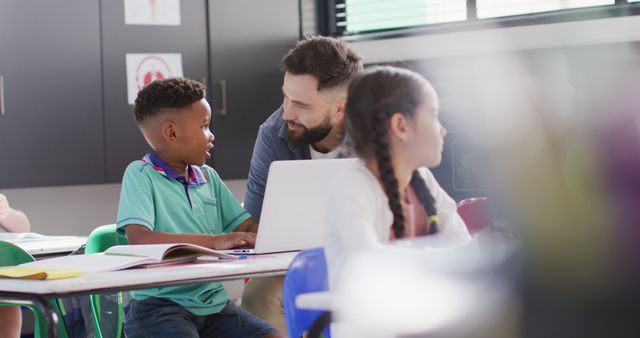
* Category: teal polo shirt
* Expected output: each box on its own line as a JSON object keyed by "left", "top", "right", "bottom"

{"left": 116, "top": 153, "right": 250, "bottom": 315}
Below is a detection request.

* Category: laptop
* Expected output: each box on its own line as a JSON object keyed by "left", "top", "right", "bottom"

{"left": 226, "top": 158, "right": 360, "bottom": 255}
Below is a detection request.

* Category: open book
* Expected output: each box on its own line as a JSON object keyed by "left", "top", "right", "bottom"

{"left": 17, "top": 243, "right": 237, "bottom": 274}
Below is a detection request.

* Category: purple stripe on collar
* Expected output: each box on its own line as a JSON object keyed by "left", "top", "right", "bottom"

{"left": 142, "top": 153, "right": 208, "bottom": 187}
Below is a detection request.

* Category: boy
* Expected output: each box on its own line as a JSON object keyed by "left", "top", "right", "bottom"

{"left": 116, "top": 78, "right": 281, "bottom": 338}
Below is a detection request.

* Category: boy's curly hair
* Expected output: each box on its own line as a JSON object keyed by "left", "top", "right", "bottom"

{"left": 133, "top": 77, "right": 206, "bottom": 123}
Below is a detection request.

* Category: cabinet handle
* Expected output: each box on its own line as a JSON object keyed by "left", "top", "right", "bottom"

{"left": 0, "top": 76, "right": 5, "bottom": 115}
{"left": 218, "top": 80, "right": 227, "bottom": 115}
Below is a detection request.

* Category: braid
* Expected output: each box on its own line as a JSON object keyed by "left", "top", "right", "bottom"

{"left": 373, "top": 111, "right": 405, "bottom": 239}
{"left": 345, "top": 66, "right": 441, "bottom": 238}
{"left": 410, "top": 170, "right": 439, "bottom": 234}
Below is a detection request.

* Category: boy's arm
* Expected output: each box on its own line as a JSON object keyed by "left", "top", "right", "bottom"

{"left": 124, "top": 224, "right": 256, "bottom": 250}
{"left": 0, "top": 194, "right": 31, "bottom": 232}
{"left": 234, "top": 217, "right": 259, "bottom": 233}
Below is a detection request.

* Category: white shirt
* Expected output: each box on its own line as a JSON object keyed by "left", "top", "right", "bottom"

{"left": 309, "top": 145, "right": 342, "bottom": 160}
{"left": 324, "top": 160, "right": 472, "bottom": 287}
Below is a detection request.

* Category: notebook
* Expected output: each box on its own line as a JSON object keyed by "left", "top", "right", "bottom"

{"left": 229, "top": 158, "right": 359, "bottom": 255}
{"left": 18, "top": 243, "right": 236, "bottom": 274}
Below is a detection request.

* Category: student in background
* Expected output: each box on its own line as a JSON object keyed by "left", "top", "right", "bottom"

{"left": 241, "top": 35, "right": 362, "bottom": 334}
{"left": 0, "top": 193, "right": 30, "bottom": 338}
{"left": 116, "top": 78, "right": 281, "bottom": 338}
{"left": 325, "top": 66, "right": 472, "bottom": 286}
{"left": 0, "top": 194, "right": 30, "bottom": 233}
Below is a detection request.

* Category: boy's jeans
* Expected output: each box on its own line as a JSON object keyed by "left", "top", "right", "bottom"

{"left": 124, "top": 297, "right": 278, "bottom": 338}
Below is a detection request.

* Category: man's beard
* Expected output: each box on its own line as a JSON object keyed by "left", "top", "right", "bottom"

{"left": 284, "top": 118, "right": 333, "bottom": 148}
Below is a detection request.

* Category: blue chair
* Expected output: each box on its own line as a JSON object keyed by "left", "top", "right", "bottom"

{"left": 283, "top": 247, "right": 331, "bottom": 338}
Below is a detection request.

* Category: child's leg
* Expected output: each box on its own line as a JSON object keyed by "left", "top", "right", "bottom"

{"left": 200, "top": 300, "right": 282, "bottom": 338}
{"left": 124, "top": 297, "right": 199, "bottom": 338}
{"left": 241, "top": 276, "right": 286, "bottom": 333}
{"left": 0, "top": 306, "right": 21, "bottom": 338}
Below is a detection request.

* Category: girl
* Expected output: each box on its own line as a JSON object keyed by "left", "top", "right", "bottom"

{"left": 325, "top": 66, "right": 472, "bottom": 285}
{"left": 0, "top": 193, "right": 31, "bottom": 233}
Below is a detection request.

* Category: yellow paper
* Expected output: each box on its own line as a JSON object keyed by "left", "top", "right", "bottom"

{"left": 0, "top": 267, "right": 83, "bottom": 280}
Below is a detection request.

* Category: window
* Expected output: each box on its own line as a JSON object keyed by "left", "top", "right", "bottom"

{"left": 477, "top": 0, "right": 614, "bottom": 19}
{"left": 337, "top": 0, "right": 467, "bottom": 34}
{"left": 328, "top": 0, "right": 640, "bottom": 37}
{"left": 300, "top": 0, "right": 319, "bottom": 36}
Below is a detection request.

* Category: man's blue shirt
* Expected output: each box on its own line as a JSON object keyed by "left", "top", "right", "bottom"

{"left": 244, "top": 106, "right": 311, "bottom": 220}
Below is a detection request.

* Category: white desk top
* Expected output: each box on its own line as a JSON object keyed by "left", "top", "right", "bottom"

{"left": 14, "top": 236, "right": 87, "bottom": 257}
{"left": 0, "top": 252, "right": 297, "bottom": 297}
{"left": 296, "top": 291, "right": 334, "bottom": 311}
{"left": 0, "top": 233, "right": 87, "bottom": 257}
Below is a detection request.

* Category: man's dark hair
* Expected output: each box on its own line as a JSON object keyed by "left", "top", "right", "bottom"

{"left": 133, "top": 77, "right": 206, "bottom": 124}
{"left": 280, "top": 36, "right": 363, "bottom": 91}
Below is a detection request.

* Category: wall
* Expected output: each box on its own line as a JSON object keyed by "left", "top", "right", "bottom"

{"left": 2, "top": 179, "right": 248, "bottom": 236}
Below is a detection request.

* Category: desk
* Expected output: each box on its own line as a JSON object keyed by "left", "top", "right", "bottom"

{"left": 296, "top": 291, "right": 333, "bottom": 311}
{"left": 0, "top": 252, "right": 296, "bottom": 338}
{"left": 15, "top": 236, "right": 87, "bottom": 258}
{"left": 0, "top": 234, "right": 87, "bottom": 258}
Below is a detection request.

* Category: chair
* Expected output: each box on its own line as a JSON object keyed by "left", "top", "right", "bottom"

{"left": 457, "top": 197, "right": 492, "bottom": 234}
{"left": 85, "top": 224, "right": 128, "bottom": 338}
{"left": 0, "top": 240, "right": 69, "bottom": 338}
{"left": 283, "top": 247, "right": 331, "bottom": 338}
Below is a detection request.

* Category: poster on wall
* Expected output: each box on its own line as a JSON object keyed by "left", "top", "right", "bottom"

{"left": 126, "top": 53, "right": 184, "bottom": 105}
{"left": 124, "top": 0, "right": 181, "bottom": 26}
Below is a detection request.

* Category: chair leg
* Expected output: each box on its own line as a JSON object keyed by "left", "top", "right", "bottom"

{"left": 307, "top": 311, "right": 331, "bottom": 338}
{"left": 116, "top": 292, "right": 124, "bottom": 338}
{"left": 51, "top": 299, "right": 69, "bottom": 338}
{"left": 90, "top": 294, "right": 103, "bottom": 338}
{"left": 30, "top": 304, "right": 48, "bottom": 338}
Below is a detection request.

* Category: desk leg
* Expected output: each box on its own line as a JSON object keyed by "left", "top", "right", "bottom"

{"left": 0, "top": 293, "right": 58, "bottom": 338}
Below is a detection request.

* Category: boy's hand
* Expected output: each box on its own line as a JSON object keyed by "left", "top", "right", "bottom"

{"left": 0, "top": 194, "right": 9, "bottom": 220}
{"left": 212, "top": 232, "right": 256, "bottom": 250}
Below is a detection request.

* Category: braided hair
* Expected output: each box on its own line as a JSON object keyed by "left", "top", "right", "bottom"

{"left": 345, "top": 66, "right": 440, "bottom": 238}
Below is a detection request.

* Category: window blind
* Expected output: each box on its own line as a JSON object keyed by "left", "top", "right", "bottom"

{"left": 337, "top": 0, "right": 467, "bottom": 34}
{"left": 477, "top": 0, "right": 615, "bottom": 19}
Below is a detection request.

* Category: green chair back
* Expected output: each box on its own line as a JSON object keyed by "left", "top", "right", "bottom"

{"left": 85, "top": 224, "right": 128, "bottom": 254}
{"left": 0, "top": 240, "right": 34, "bottom": 266}
{"left": 85, "top": 224, "right": 127, "bottom": 338}
{"left": 0, "top": 240, "right": 69, "bottom": 338}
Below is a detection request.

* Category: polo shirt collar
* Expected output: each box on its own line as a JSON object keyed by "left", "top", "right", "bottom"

{"left": 142, "top": 153, "right": 208, "bottom": 187}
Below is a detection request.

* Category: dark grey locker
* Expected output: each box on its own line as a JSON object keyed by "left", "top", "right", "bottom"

{"left": 207, "top": 0, "right": 300, "bottom": 179}
{"left": 0, "top": 0, "right": 105, "bottom": 188}
{"left": 101, "top": 0, "right": 209, "bottom": 182}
